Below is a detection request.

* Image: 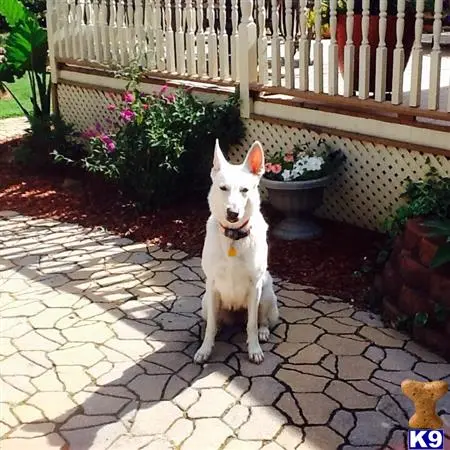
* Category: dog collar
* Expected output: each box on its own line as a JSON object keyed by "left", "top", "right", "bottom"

{"left": 220, "top": 219, "right": 251, "bottom": 241}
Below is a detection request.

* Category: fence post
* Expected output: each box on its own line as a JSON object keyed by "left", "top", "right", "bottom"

{"left": 238, "top": 0, "right": 257, "bottom": 118}
{"left": 46, "top": 0, "right": 59, "bottom": 113}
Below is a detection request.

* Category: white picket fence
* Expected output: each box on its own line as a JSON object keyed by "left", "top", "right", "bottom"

{"left": 46, "top": 0, "right": 450, "bottom": 117}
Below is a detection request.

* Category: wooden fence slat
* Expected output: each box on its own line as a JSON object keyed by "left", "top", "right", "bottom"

{"left": 257, "top": 0, "right": 268, "bottom": 84}
{"left": 166, "top": 0, "right": 176, "bottom": 72}
{"left": 108, "top": 0, "right": 118, "bottom": 63}
{"left": 100, "top": 0, "right": 110, "bottom": 63}
{"left": 270, "top": 0, "right": 281, "bottom": 86}
{"left": 207, "top": 0, "right": 219, "bottom": 78}
{"left": 175, "top": 0, "right": 186, "bottom": 73}
{"left": 298, "top": 0, "right": 309, "bottom": 90}
{"left": 328, "top": 0, "right": 338, "bottom": 95}
{"left": 375, "top": 0, "right": 388, "bottom": 101}
{"left": 358, "top": 0, "right": 370, "bottom": 99}
{"left": 392, "top": 0, "right": 406, "bottom": 104}
{"left": 231, "top": 0, "right": 240, "bottom": 81}
{"left": 428, "top": 0, "right": 443, "bottom": 110}
{"left": 409, "top": 0, "right": 425, "bottom": 107}
{"left": 313, "top": 0, "right": 324, "bottom": 93}
{"left": 155, "top": 0, "right": 165, "bottom": 71}
{"left": 343, "top": 0, "right": 355, "bottom": 97}
{"left": 219, "top": 0, "right": 230, "bottom": 80}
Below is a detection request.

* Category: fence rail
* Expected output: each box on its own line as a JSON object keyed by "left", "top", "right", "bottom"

{"left": 47, "top": 0, "right": 450, "bottom": 117}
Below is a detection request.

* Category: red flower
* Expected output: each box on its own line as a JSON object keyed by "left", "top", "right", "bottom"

{"left": 271, "top": 164, "right": 282, "bottom": 174}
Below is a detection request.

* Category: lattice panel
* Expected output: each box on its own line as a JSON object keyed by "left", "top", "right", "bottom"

{"left": 57, "top": 82, "right": 450, "bottom": 231}
{"left": 229, "top": 118, "right": 450, "bottom": 231}
{"left": 57, "top": 84, "right": 125, "bottom": 135}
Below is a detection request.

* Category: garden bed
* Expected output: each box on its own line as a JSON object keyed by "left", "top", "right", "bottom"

{"left": 0, "top": 151, "right": 384, "bottom": 305}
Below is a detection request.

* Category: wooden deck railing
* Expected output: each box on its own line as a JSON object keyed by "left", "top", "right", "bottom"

{"left": 46, "top": 0, "right": 450, "bottom": 119}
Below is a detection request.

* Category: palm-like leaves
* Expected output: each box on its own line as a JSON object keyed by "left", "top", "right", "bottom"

{"left": 0, "top": 0, "right": 50, "bottom": 118}
{"left": 0, "top": 0, "right": 28, "bottom": 27}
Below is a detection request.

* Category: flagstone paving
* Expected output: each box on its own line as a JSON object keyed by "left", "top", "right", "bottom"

{"left": 0, "top": 210, "right": 449, "bottom": 450}
{"left": 0, "top": 117, "right": 28, "bottom": 144}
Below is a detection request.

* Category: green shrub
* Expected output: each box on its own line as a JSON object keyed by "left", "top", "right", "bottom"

{"left": 384, "top": 166, "right": 450, "bottom": 236}
{"left": 54, "top": 85, "right": 245, "bottom": 209}
{"left": 422, "top": 218, "right": 450, "bottom": 269}
{"left": 16, "top": 115, "right": 82, "bottom": 170}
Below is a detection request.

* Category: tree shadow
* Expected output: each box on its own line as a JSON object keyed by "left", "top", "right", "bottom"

{"left": 0, "top": 218, "right": 293, "bottom": 449}
{"left": 3, "top": 215, "right": 449, "bottom": 450}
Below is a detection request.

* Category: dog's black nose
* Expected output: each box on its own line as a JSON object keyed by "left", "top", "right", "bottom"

{"left": 226, "top": 209, "right": 239, "bottom": 223}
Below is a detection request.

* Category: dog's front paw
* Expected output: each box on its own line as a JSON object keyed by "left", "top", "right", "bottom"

{"left": 258, "top": 326, "right": 270, "bottom": 342}
{"left": 194, "top": 344, "right": 212, "bottom": 364}
{"left": 248, "top": 342, "right": 264, "bottom": 364}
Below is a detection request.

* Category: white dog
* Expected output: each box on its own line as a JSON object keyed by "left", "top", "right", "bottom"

{"left": 194, "top": 139, "right": 279, "bottom": 364}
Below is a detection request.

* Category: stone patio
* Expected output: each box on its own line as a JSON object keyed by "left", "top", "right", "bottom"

{"left": 0, "top": 210, "right": 449, "bottom": 450}
{"left": 0, "top": 117, "right": 28, "bottom": 145}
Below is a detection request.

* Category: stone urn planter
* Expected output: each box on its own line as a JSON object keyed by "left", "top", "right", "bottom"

{"left": 261, "top": 175, "right": 332, "bottom": 240}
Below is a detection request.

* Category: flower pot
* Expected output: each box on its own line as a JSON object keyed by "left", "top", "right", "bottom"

{"left": 336, "top": 12, "right": 415, "bottom": 94}
{"left": 261, "top": 175, "right": 332, "bottom": 240}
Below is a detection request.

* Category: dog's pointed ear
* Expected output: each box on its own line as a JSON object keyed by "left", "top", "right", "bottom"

{"left": 244, "top": 141, "right": 265, "bottom": 177}
{"left": 212, "top": 139, "right": 227, "bottom": 175}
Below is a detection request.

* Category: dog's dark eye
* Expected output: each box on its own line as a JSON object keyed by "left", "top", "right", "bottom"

{"left": 220, "top": 185, "right": 228, "bottom": 191}
{"left": 240, "top": 187, "right": 249, "bottom": 193}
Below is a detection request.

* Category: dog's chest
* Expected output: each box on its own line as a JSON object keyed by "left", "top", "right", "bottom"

{"left": 214, "top": 254, "right": 252, "bottom": 310}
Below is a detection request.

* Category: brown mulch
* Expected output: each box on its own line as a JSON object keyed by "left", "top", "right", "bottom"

{"left": 0, "top": 151, "right": 386, "bottom": 305}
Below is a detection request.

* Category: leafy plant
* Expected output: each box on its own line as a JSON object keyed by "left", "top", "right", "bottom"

{"left": 414, "top": 311, "right": 429, "bottom": 328}
{"left": 19, "top": 0, "right": 46, "bottom": 27}
{"left": 434, "top": 303, "right": 449, "bottom": 322}
{"left": 0, "top": 0, "right": 50, "bottom": 120}
{"left": 54, "top": 85, "right": 245, "bottom": 208}
{"left": 305, "top": 1, "right": 330, "bottom": 37}
{"left": 384, "top": 166, "right": 450, "bottom": 235}
{"left": 16, "top": 115, "right": 82, "bottom": 170}
{"left": 263, "top": 138, "right": 345, "bottom": 182}
{"left": 422, "top": 218, "right": 450, "bottom": 268}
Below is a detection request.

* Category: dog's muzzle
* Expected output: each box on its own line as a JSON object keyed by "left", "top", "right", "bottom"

{"left": 226, "top": 209, "right": 239, "bottom": 223}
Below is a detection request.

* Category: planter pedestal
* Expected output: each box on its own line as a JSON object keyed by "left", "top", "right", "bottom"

{"left": 261, "top": 175, "right": 331, "bottom": 241}
{"left": 271, "top": 216, "right": 323, "bottom": 240}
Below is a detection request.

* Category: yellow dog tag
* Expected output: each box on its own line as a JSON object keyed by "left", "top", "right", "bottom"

{"left": 228, "top": 246, "right": 237, "bottom": 257}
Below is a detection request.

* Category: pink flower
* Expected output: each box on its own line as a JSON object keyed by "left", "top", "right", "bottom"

{"left": 159, "top": 85, "right": 168, "bottom": 95}
{"left": 265, "top": 163, "right": 273, "bottom": 172}
{"left": 142, "top": 104, "right": 149, "bottom": 110}
{"left": 284, "top": 152, "right": 294, "bottom": 163}
{"left": 107, "top": 104, "right": 116, "bottom": 111}
{"left": 271, "top": 164, "right": 282, "bottom": 174}
{"left": 100, "top": 134, "right": 116, "bottom": 153}
{"left": 82, "top": 128, "right": 97, "bottom": 139}
{"left": 122, "top": 91, "right": 134, "bottom": 103}
{"left": 105, "top": 141, "right": 116, "bottom": 153}
{"left": 165, "top": 94, "right": 176, "bottom": 103}
{"left": 120, "top": 108, "right": 136, "bottom": 122}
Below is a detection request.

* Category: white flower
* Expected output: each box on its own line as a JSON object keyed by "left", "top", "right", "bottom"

{"left": 281, "top": 169, "right": 292, "bottom": 181}
{"left": 303, "top": 156, "right": 324, "bottom": 172}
